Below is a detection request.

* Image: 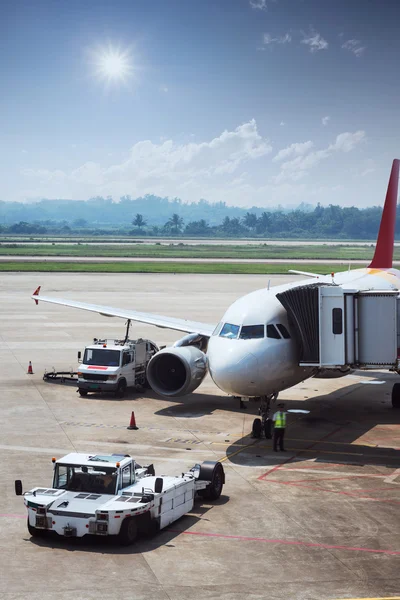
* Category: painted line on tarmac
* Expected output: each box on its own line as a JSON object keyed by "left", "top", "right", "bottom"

{"left": 334, "top": 598, "right": 400, "bottom": 600}
{"left": 0, "top": 514, "right": 25, "bottom": 519}
{"left": 166, "top": 529, "right": 400, "bottom": 556}
{"left": 384, "top": 467, "right": 400, "bottom": 484}
{"left": 60, "top": 421, "right": 237, "bottom": 437}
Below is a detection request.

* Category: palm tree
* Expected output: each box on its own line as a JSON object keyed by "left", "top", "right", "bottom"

{"left": 167, "top": 213, "right": 184, "bottom": 234}
{"left": 132, "top": 214, "right": 147, "bottom": 228}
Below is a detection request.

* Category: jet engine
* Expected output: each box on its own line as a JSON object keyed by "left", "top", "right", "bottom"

{"left": 146, "top": 346, "right": 207, "bottom": 397}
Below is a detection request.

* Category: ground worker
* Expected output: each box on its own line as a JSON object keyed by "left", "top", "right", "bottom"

{"left": 272, "top": 403, "right": 287, "bottom": 452}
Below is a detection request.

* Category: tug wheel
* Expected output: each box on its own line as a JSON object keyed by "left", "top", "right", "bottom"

{"left": 78, "top": 389, "right": 88, "bottom": 397}
{"left": 27, "top": 519, "right": 41, "bottom": 538}
{"left": 198, "top": 461, "right": 225, "bottom": 501}
{"left": 118, "top": 517, "right": 138, "bottom": 545}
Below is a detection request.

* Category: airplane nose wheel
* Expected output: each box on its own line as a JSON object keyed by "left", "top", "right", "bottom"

{"left": 252, "top": 394, "right": 277, "bottom": 439}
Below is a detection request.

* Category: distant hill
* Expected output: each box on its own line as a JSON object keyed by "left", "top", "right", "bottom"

{"left": 0, "top": 195, "right": 313, "bottom": 227}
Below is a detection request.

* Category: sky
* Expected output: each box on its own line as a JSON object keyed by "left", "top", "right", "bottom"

{"left": 1, "top": 0, "right": 400, "bottom": 208}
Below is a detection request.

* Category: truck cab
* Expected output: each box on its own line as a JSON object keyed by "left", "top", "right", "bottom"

{"left": 77, "top": 338, "right": 158, "bottom": 397}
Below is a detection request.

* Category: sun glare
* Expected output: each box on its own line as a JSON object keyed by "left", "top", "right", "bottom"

{"left": 91, "top": 44, "right": 134, "bottom": 86}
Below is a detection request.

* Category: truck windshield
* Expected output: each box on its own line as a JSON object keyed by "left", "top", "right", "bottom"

{"left": 54, "top": 464, "right": 117, "bottom": 495}
{"left": 83, "top": 348, "right": 120, "bottom": 366}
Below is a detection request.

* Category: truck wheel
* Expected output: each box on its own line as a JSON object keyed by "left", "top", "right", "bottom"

{"left": 198, "top": 461, "right": 225, "bottom": 501}
{"left": 27, "top": 519, "right": 41, "bottom": 538}
{"left": 392, "top": 383, "right": 400, "bottom": 409}
{"left": 115, "top": 380, "right": 127, "bottom": 399}
{"left": 252, "top": 418, "right": 262, "bottom": 438}
{"left": 118, "top": 517, "right": 138, "bottom": 545}
{"left": 78, "top": 389, "right": 88, "bottom": 397}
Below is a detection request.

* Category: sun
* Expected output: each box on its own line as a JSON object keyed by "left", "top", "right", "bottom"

{"left": 91, "top": 44, "right": 134, "bottom": 86}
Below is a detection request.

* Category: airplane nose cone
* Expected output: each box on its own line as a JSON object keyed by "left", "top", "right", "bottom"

{"left": 209, "top": 346, "right": 260, "bottom": 396}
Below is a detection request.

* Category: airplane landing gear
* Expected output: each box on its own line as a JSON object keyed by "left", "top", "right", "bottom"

{"left": 252, "top": 394, "right": 278, "bottom": 439}
{"left": 392, "top": 383, "right": 400, "bottom": 409}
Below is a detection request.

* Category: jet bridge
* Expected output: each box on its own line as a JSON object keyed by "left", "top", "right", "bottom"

{"left": 276, "top": 284, "right": 400, "bottom": 371}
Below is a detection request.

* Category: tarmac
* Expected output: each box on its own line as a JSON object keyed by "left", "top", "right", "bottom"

{"left": 1, "top": 272, "right": 400, "bottom": 600}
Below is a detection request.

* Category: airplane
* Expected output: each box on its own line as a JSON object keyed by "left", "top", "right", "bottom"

{"left": 32, "top": 159, "right": 400, "bottom": 437}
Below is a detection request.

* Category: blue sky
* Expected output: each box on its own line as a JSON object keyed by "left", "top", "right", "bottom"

{"left": 1, "top": 0, "right": 399, "bottom": 208}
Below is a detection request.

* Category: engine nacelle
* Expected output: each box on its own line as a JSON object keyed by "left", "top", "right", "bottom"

{"left": 146, "top": 346, "right": 208, "bottom": 397}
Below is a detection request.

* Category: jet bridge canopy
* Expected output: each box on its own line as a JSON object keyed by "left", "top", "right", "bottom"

{"left": 277, "top": 284, "right": 400, "bottom": 370}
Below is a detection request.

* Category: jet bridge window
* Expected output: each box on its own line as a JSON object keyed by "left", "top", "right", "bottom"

{"left": 332, "top": 308, "right": 343, "bottom": 335}
{"left": 277, "top": 324, "right": 291, "bottom": 339}
{"left": 266, "top": 324, "right": 281, "bottom": 339}
{"left": 239, "top": 325, "right": 265, "bottom": 339}
{"left": 219, "top": 323, "right": 240, "bottom": 339}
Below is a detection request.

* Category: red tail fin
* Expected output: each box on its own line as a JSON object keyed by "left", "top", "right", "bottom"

{"left": 369, "top": 159, "right": 400, "bottom": 269}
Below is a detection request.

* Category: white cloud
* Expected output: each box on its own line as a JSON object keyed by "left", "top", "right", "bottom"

{"left": 159, "top": 85, "right": 168, "bottom": 93}
{"left": 21, "top": 120, "right": 272, "bottom": 203}
{"left": 274, "top": 130, "right": 365, "bottom": 182}
{"left": 263, "top": 32, "right": 291, "bottom": 46}
{"left": 273, "top": 141, "right": 314, "bottom": 162}
{"left": 280, "top": 121, "right": 285, "bottom": 126}
{"left": 322, "top": 116, "right": 330, "bottom": 126}
{"left": 342, "top": 39, "right": 365, "bottom": 57}
{"left": 250, "top": 0, "right": 268, "bottom": 9}
{"left": 301, "top": 30, "right": 328, "bottom": 53}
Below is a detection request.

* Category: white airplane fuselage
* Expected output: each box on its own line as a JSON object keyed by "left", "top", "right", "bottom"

{"left": 207, "top": 267, "right": 400, "bottom": 398}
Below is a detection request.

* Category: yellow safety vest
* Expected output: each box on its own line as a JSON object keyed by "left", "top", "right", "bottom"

{"left": 275, "top": 412, "right": 286, "bottom": 428}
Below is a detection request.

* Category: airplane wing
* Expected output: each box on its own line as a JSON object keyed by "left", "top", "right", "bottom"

{"left": 31, "top": 287, "right": 216, "bottom": 337}
{"left": 288, "top": 269, "right": 323, "bottom": 279}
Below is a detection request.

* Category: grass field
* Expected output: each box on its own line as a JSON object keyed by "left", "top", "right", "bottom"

{"left": 0, "top": 242, "right": 387, "bottom": 260}
{"left": 0, "top": 261, "right": 356, "bottom": 275}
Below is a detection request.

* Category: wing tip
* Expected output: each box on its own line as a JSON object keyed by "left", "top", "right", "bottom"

{"left": 32, "top": 286, "right": 41, "bottom": 305}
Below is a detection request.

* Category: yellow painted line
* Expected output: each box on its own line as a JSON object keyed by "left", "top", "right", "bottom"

{"left": 218, "top": 440, "right": 259, "bottom": 463}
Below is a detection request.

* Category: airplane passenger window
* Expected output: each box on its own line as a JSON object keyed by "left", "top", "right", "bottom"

{"left": 239, "top": 325, "right": 265, "bottom": 339}
{"left": 277, "top": 324, "right": 291, "bottom": 339}
{"left": 212, "top": 322, "right": 223, "bottom": 336}
{"left": 266, "top": 324, "right": 281, "bottom": 339}
{"left": 219, "top": 323, "right": 240, "bottom": 339}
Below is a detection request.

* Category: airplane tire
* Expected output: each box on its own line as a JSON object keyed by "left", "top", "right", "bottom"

{"left": 264, "top": 418, "right": 273, "bottom": 439}
{"left": 252, "top": 418, "right": 262, "bottom": 438}
{"left": 392, "top": 383, "right": 400, "bottom": 409}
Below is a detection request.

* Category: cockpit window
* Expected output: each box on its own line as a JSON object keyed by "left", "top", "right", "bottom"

{"left": 212, "top": 322, "right": 223, "bottom": 336}
{"left": 239, "top": 325, "right": 265, "bottom": 339}
{"left": 266, "top": 324, "right": 281, "bottom": 339}
{"left": 219, "top": 323, "right": 240, "bottom": 339}
{"left": 277, "top": 324, "right": 291, "bottom": 339}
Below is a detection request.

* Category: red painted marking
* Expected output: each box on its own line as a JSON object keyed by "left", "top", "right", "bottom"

{"left": 87, "top": 366, "right": 108, "bottom": 370}
{"left": 167, "top": 529, "right": 400, "bottom": 556}
{"left": 292, "top": 475, "right": 384, "bottom": 483}
{"left": 0, "top": 513, "right": 26, "bottom": 519}
{"left": 262, "top": 479, "right": 400, "bottom": 505}
{"left": 369, "top": 158, "right": 399, "bottom": 269}
{"left": 258, "top": 425, "right": 345, "bottom": 480}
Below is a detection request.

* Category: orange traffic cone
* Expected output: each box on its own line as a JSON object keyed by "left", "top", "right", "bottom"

{"left": 127, "top": 411, "right": 138, "bottom": 430}
{"left": 27, "top": 361, "right": 33, "bottom": 374}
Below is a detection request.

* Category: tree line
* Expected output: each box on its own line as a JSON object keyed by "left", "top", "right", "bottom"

{"left": 2, "top": 203, "right": 399, "bottom": 239}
